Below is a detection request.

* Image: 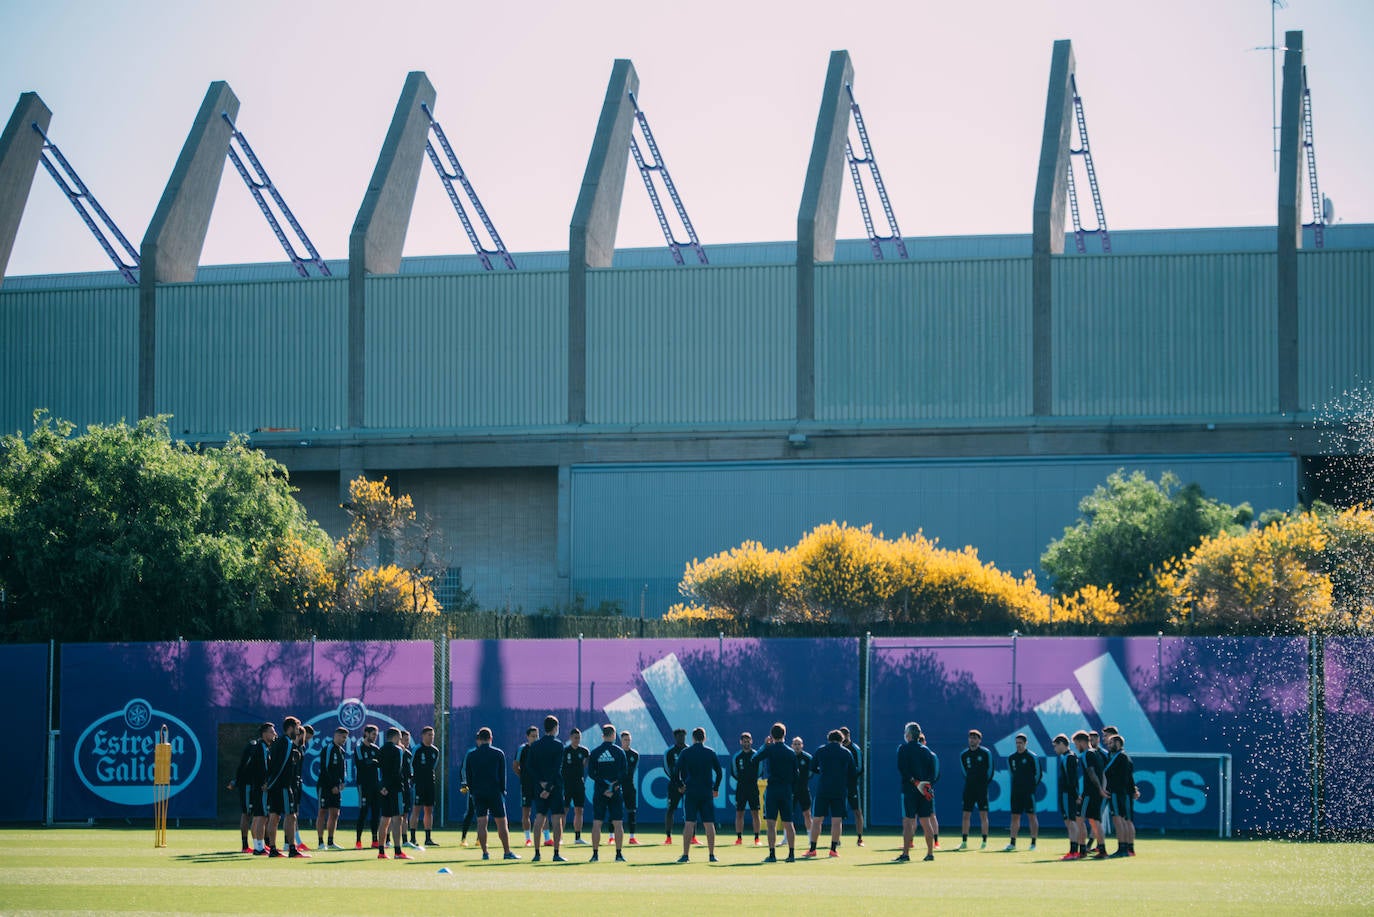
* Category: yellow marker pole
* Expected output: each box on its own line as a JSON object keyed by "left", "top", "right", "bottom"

{"left": 153, "top": 725, "right": 172, "bottom": 848}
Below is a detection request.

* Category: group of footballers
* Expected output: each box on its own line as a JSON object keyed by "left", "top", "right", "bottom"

{"left": 227, "top": 714, "right": 1140, "bottom": 864}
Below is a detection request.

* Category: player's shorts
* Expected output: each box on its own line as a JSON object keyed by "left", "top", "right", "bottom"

{"left": 592, "top": 789, "right": 625, "bottom": 823}
{"left": 318, "top": 784, "right": 342, "bottom": 809}
{"left": 847, "top": 788, "right": 861, "bottom": 812}
{"left": 359, "top": 785, "right": 380, "bottom": 810}
{"left": 1082, "top": 794, "right": 1104, "bottom": 822}
{"left": 415, "top": 781, "right": 436, "bottom": 807}
{"left": 793, "top": 791, "right": 811, "bottom": 823}
{"left": 1059, "top": 793, "right": 1081, "bottom": 820}
{"left": 565, "top": 778, "right": 587, "bottom": 807}
{"left": 623, "top": 784, "right": 638, "bottom": 811}
{"left": 471, "top": 792, "right": 506, "bottom": 820}
{"left": 666, "top": 784, "right": 685, "bottom": 810}
{"left": 683, "top": 792, "right": 714, "bottom": 825}
{"left": 813, "top": 794, "right": 847, "bottom": 820}
{"left": 238, "top": 784, "right": 253, "bottom": 814}
{"left": 735, "top": 783, "right": 760, "bottom": 812}
{"left": 380, "top": 789, "right": 402, "bottom": 817}
{"left": 1009, "top": 786, "right": 1036, "bottom": 815}
{"left": 267, "top": 786, "right": 295, "bottom": 816}
{"left": 533, "top": 787, "right": 565, "bottom": 816}
{"left": 521, "top": 783, "right": 538, "bottom": 809}
{"left": 248, "top": 786, "right": 268, "bottom": 817}
{"left": 763, "top": 786, "right": 794, "bottom": 822}
{"left": 1111, "top": 792, "right": 1134, "bottom": 822}
{"left": 902, "top": 788, "right": 933, "bottom": 820}
{"left": 962, "top": 783, "right": 989, "bottom": 812}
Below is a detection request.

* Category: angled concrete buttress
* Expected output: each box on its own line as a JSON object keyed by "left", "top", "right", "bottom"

{"left": 138, "top": 81, "right": 240, "bottom": 417}
{"left": 1276, "top": 30, "right": 1304, "bottom": 414}
{"left": 0, "top": 92, "right": 53, "bottom": 288}
{"left": 1031, "top": 39, "right": 1075, "bottom": 418}
{"left": 796, "top": 50, "right": 853, "bottom": 422}
{"left": 568, "top": 59, "right": 639, "bottom": 424}
{"left": 348, "top": 71, "right": 437, "bottom": 430}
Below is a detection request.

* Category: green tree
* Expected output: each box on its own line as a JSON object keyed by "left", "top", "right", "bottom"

{"left": 0, "top": 414, "right": 336, "bottom": 641}
{"left": 1041, "top": 470, "right": 1252, "bottom": 620}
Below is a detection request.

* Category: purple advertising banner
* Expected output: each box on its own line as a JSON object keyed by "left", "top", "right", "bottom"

{"left": 448, "top": 638, "right": 861, "bottom": 826}
{"left": 57, "top": 641, "right": 434, "bottom": 822}
{"left": 1, "top": 644, "right": 48, "bottom": 821}
{"left": 1324, "top": 638, "right": 1374, "bottom": 838}
{"left": 868, "top": 636, "right": 1311, "bottom": 835}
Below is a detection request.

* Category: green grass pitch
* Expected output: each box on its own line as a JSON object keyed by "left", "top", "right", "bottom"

{"left": 1, "top": 828, "right": 1372, "bottom": 914}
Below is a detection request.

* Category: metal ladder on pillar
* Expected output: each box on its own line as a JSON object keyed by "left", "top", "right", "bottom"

{"left": 420, "top": 103, "right": 516, "bottom": 271}
{"left": 221, "top": 113, "right": 331, "bottom": 277}
{"left": 628, "top": 92, "right": 707, "bottom": 265}
{"left": 844, "top": 84, "right": 908, "bottom": 261}
{"left": 30, "top": 124, "right": 140, "bottom": 284}
{"left": 1300, "top": 67, "right": 1326, "bottom": 249}
{"left": 1065, "top": 75, "right": 1111, "bottom": 254}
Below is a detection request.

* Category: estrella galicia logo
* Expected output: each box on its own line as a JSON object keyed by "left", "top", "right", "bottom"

{"left": 73, "top": 699, "right": 202, "bottom": 806}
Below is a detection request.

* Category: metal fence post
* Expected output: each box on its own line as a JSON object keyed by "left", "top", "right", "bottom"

{"left": 861, "top": 631, "right": 871, "bottom": 830}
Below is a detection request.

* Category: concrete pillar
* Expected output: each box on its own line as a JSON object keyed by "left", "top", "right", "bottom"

{"left": 1277, "top": 31, "right": 1304, "bottom": 414}
{"left": 796, "top": 50, "right": 854, "bottom": 422}
{"left": 138, "top": 81, "right": 239, "bottom": 417}
{"left": 1031, "top": 40, "right": 1075, "bottom": 418}
{"left": 569, "top": 59, "right": 639, "bottom": 424}
{"left": 0, "top": 92, "right": 51, "bottom": 288}
{"left": 556, "top": 464, "right": 572, "bottom": 604}
{"left": 348, "top": 71, "right": 437, "bottom": 429}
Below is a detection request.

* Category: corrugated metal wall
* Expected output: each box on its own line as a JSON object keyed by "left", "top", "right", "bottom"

{"left": 156, "top": 278, "right": 346, "bottom": 434}
{"left": 1300, "top": 249, "right": 1374, "bottom": 411}
{"left": 1053, "top": 253, "right": 1277, "bottom": 416}
{"left": 0, "top": 285, "right": 137, "bottom": 434}
{"left": 570, "top": 454, "right": 1298, "bottom": 615}
{"left": 366, "top": 271, "right": 567, "bottom": 428}
{"left": 586, "top": 264, "right": 795, "bottom": 423}
{"left": 815, "top": 258, "right": 1033, "bottom": 420}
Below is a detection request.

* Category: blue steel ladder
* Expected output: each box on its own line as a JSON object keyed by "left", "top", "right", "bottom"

{"left": 628, "top": 91, "right": 707, "bottom": 265}
{"left": 844, "top": 83, "right": 908, "bottom": 261}
{"left": 1065, "top": 74, "right": 1111, "bottom": 254}
{"left": 420, "top": 103, "right": 516, "bottom": 271}
{"left": 30, "top": 123, "right": 140, "bottom": 284}
{"left": 221, "top": 113, "right": 331, "bottom": 277}
{"left": 1300, "top": 67, "right": 1326, "bottom": 249}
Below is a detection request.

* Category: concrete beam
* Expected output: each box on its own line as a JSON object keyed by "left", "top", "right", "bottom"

{"left": 796, "top": 50, "right": 854, "bottom": 421}
{"left": 1277, "top": 31, "right": 1304, "bottom": 413}
{"left": 138, "top": 81, "right": 239, "bottom": 416}
{"left": 569, "top": 59, "right": 639, "bottom": 424}
{"left": 1032, "top": 40, "right": 1075, "bottom": 417}
{"left": 0, "top": 92, "right": 52, "bottom": 288}
{"left": 347, "top": 71, "right": 437, "bottom": 429}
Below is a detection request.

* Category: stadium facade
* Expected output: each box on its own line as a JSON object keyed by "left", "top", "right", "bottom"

{"left": 2, "top": 38, "right": 1369, "bottom": 614}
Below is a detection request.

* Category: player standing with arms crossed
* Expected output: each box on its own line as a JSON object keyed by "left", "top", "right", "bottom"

{"left": 959, "top": 729, "right": 995, "bottom": 850}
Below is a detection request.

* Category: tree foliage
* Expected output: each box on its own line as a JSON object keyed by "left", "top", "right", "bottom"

{"left": 336, "top": 475, "right": 442, "bottom": 618}
{"left": 1041, "top": 470, "right": 1252, "bottom": 622}
{"left": 0, "top": 414, "right": 335, "bottom": 641}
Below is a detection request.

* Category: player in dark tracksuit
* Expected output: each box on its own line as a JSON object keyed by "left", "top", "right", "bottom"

{"left": 528, "top": 716, "right": 568, "bottom": 862}
{"left": 1074, "top": 730, "right": 1107, "bottom": 858}
{"left": 806, "top": 730, "right": 856, "bottom": 857}
{"left": 315, "top": 726, "right": 348, "bottom": 849}
{"left": 959, "top": 729, "right": 996, "bottom": 849}
{"left": 663, "top": 728, "right": 689, "bottom": 843}
{"left": 377, "top": 727, "right": 408, "bottom": 859}
{"left": 264, "top": 716, "right": 303, "bottom": 857}
{"left": 514, "top": 726, "right": 540, "bottom": 846}
{"left": 562, "top": 729, "right": 591, "bottom": 844}
{"left": 464, "top": 727, "right": 519, "bottom": 860}
{"left": 840, "top": 727, "right": 865, "bottom": 846}
{"left": 1053, "top": 733, "right": 1085, "bottom": 859}
{"left": 895, "top": 721, "right": 939, "bottom": 862}
{"left": 674, "top": 726, "right": 723, "bottom": 863}
{"left": 229, "top": 727, "right": 269, "bottom": 853}
{"left": 791, "top": 737, "right": 814, "bottom": 836}
{"left": 354, "top": 724, "right": 382, "bottom": 848}
{"left": 731, "top": 733, "right": 762, "bottom": 845}
{"left": 1003, "top": 732, "right": 1043, "bottom": 851}
{"left": 1104, "top": 733, "right": 1139, "bottom": 857}
{"left": 587, "top": 724, "right": 629, "bottom": 862}
{"left": 409, "top": 726, "right": 440, "bottom": 848}
{"left": 619, "top": 731, "right": 641, "bottom": 844}
{"left": 399, "top": 731, "right": 416, "bottom": 847}
{"left": 755, "top": 723, "right": 799, "bottom": 862}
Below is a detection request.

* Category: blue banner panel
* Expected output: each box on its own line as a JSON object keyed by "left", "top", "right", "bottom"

{"left": 1325, "top": 638, "right": 1374, "bottom": 839}
{"left": 448, "top": 638, "right": 861, "bottom": 828}
{"left": 0, "top": 644, "right": 49, "bottom": 821}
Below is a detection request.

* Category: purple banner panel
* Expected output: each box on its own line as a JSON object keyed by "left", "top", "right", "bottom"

{"left": 0, "top": 644, "right": 48, "bottom": 821}
{"left": 1325, "top": 638, "right": 1374, "bottom": 839}
{"left": 868, "top": 637, "right": 1310, "bottom": 835}
{"left": 448, "top": 638, "right": 860, "bottom": 825}
{"left": 57, "top": 641, "right": 434, "bottom": 822}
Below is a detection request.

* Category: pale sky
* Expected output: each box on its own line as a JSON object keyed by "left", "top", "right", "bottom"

{"left": 3, "top": 0, "right": 1372, "bottom": 277}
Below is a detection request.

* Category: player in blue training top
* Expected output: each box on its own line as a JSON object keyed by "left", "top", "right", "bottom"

{"left": 408, "top": 726, "right": 440, "bottom": 849}
{"left": 731, "top": 732, "right": 762, "bottom": 846}
{"left": 562, "top": 728, "right": 591, "bottom": 846}
{"left": 673, "top": 726, "right": 723, "bottom": 863}
{"left": 528, "top": 715, "right": 568, "bottom": 862}
{"left": 587, "top": 724, "right": 629, "bottom": 863}
{"left": 959, "top": 728, "right": 996, "bottom": 850}
{"left": 805, "top": 729, "right": 857, "bottom": 858}
{"left": 895, "top": 721, "right": 939, "bottom": 862}
{"left": 1002, "top": 732, "right": 1043, "bottom": 852}
{"left": 463, "top": 727, "right": 519, "bottom": 861}
{"left": 619, "top": 730, "right": 641, "bottom": 844}
{"left": 754, "top": 722, "right": 800, "bottom": 862}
